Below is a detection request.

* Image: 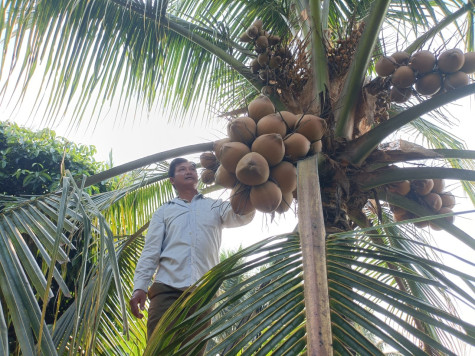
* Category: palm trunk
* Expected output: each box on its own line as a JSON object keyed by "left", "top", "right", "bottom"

{"left": 297, "top": 156, "right": 333, "bottom": 355}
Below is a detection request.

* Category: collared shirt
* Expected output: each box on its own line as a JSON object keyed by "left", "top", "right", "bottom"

{"left": 133, "top": 193, "right": 255, "bottom": 292}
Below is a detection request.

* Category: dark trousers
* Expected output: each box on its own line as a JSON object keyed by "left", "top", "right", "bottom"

{"left": 147, "top": 283, "right": 210, "bottom": 355}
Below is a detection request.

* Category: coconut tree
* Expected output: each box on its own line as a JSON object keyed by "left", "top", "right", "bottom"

{"left": 0, "top": 0, "right": 475, "bottom": 355}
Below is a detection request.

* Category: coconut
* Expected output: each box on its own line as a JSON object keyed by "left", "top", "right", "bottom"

{"left": 248, "top": 95, "right": 275, "bottom": 122}
{"left": 230, "top": 184, "right": 255, "bottom": 215}
{"left": 250, "top": 181, "right": 282, "bottom": 213}
{"left": 201, "top": 169, "right": 216, "bottom": 185}
{"left": 252, "top": 19, "right": 263, "bottom": 30}
{"left": 294, "top": 115, "right": 327, "bottom": 142}
{"left": 375, "top": 56, "right": 396, "bottom": 77}
{"left": 414, "top": 219, "right": 430, "bottom": 229}
{"left": 250, "top": 58, "right": 261, "bottom": 74}
{"left": 277, "top": 111, "right": 298, "bottom": 133}
{"left": 246, "top": 26, "right": 259, "bottom": 39}
{"left": 391, "top": 51, "right": 410, "bottom": 65}
{"left": 284, "top": 133, "right": 311, "bottom": 162}
{"left": 391, "top": 66, "right": 416, "bottom": 88}
{"left": 437, "top": 48, "right": 465, "bottom": 73}
{"left": 268, "top": 35, "right": 281, "bottom": 46}
{"left": 227, "top": 116, "right": 257, "bottom": 146}
{"left": 390, "top": 86, "right": 412, "bottom": 103}
{"left": 257, "top": 113, "right": 287, "bottom": 137}
{"left": 270, "top": 161, "right": 297, "bottom": 193}
{"left": 235, "top": 152, "right": 270, "bottom": 186}
{"left": 430, "top": 207, "right": 454, "bottom": 230}
{"left": 309, "top": 140, "right": 322, "bottom": 155}
{"left": 423, "top": 193, "right": 443, "bottom": 212}
{"left": 409, "top": 50, "right": 436, "bottom": 74}
{"left": 200, "top": 152, "right": 219, "bottom": 170}
{"left": 275, "top": 190, "right": 293, "bottom": 214}
{"left": 258, "top": 52, "right": 270, "bottom": 66}
{"left": 431, "top": 179, "right": 445, "bottom": 194}
{"left": 213, "top": 138, "right": 231, "bottom": 161}
{"left": 239, "top": 32, "right": 253, "bottom": 43}
{"left": 461, "top": 52, "right": 475, "bottom": 73}
{"left": 215, "top": 165, "right": 237, "bottom": 189}
{"left": 387, "top": 180, "right": 411, "bottom": 196}
{"left": 393, "top": 209, "right": 413, "bottom": 222}
{"left": 220, "top": 142, "right": 251, "bottom": 173}
{"left": 269, "top": 55, "right": 282, "bottom": 69}
{"left": 412, "top": 179, "right": 434, "bottom": 196}
{"left": 390, "top": 204, "right": 406, "bottom": 216}
{"left": 440, "top": 191, "right": 455, "bottom": 209}
{"left": 251, "top": 133, "right": 285, "bottom": 166}
{"left": 255, "top": 36, "right": 269, "bottom": 49}
{"left": 444, "top": 71, "right": 469, "bottom": 90}
{"left": 415, "top": 72, "right": 442, "bottom": 96}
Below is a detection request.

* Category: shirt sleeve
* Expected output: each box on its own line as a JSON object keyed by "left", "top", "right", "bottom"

{"left": 219, "top": 199, "right": 255, "bottom": 228}
{"left": 133, "top": 207, "right": 166, "bottom": 292}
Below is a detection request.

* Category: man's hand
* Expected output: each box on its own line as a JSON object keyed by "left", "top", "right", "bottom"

{"left": 129, "top": 289, "right": 147, "bottom": 318}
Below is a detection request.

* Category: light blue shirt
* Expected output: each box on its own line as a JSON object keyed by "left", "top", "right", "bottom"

{"left": 133, "top": 193, "right": 254, "bottom": 291}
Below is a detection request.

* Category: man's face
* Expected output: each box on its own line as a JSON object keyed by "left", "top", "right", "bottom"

{"left": 170, "top": 161, "right": 198, "bottom": 190}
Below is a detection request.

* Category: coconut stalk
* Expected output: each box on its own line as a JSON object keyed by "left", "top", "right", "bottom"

{"left": 297, "top": 155, "right": 332, "bottom": 356}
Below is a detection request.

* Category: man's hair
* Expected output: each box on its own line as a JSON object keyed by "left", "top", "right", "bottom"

{"left": 168, "top": 158, "right": 192, "bottom": 178}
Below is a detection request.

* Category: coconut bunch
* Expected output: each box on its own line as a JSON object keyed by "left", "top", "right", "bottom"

{"left": 387, "top": 178, "right": 456, "bottom": 230}
{"left": 239, "top": 19, "right": 298, "bottom": 95}
{"left": 211, "top": 95, "right": 327, "bottom": 215}
{"left": 375, "top": 49, "right": 475, "bottom": 103}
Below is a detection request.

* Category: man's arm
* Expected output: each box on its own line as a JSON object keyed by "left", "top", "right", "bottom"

{"left": 219, "top": 200, "right": 255, "bottom": 228}
{"left": 129, "top": 208, "right": 165, "bottom": 318}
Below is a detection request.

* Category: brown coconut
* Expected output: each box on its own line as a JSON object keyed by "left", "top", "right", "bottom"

{"left": 387, "top": 180, "right": 411, "bottom": 196}
{"left": 415, "top": 72, "right": 442, "bottom": 96}
{"left": 393, "top": 209, "right": 413, "bottom": 222}
{"left": 200, "top": 152, "right": 219, "bottom": 170}
{"left": 201, "top": 169, "right": 216, "bottom": 185}
{"left": 214, "top": 138, "right": 231, "bottom": 161}
{"left": 391, "top": 51, "right": 410, "bottom": 65}
{"left": 437, "top": 48, "right": 465, "bottom": 73}
{"left": 284, "top": 133, "right": 311, "bottom": 162}
{"left": 461, "top": 52, "right": 475, "bottom": 73}
{"left": 250, "top": 181, "right": 282, "bottom": 213}
{"left": 250, "top": 58, "right": 261, "bottom": 74}
{"left": 391, "top": 66, "right": 416, "bottom": 88}
{"left": 215, "top": 165, "right": 238, "bottom": 189}
{"left": 430, "top": 207, "right": 454, "bottom": 230}
{"left": 235, "top": 152, "right": 270, "bottom": 186}
{"left": 412, "top": 179, "right": 434, "bottom": 196}
{"left": 444, "top": 71, "right": 469, "bottom": 90}
{"left": 390, "top": 86, "right": 412, "bottom": 103}
{"left": 409, "top": 50, "right": 436, "bottom": 74}
{"left": 275, "top": 190, "right": 293, "bottom": 214}
{"left": 294, "top": 115, "right": 327, "bottom": 142}
{"left": 277, "top": 111, "right": 299, "bottom": 133}
{"left": 375, "top": 56, "right": 396, "bottom": 77}
{"left": 270, "top": 161, "right": 297, "bottom": 193}
{"left": 309, "top": 140, "right": 323, "bottom": 155}
{"left": 257, "top": 113, "right": 287, "bottom": 137}
{"left": 258, "top": 52, "right": 270, "bottom": 66}
{"left": 251, "top": 133, "right": 285, "bottom": 167}
{"left": 246, "top": 26, "right": 259, "bottom": 39}
{"left": 440, "top": 191, "right": 456, "bottom": 209}
{"left": 248, "top": 96, "right": 275, "bottom": 122}
{"left": 220, "top": 142, "right": 251, "bottom": 173}
{"left": 255, "top": 35, "right": 269, "bottom": 49}
{"left": 227, "top": 116, "right": 257, "bottom": 146}
{"left": 431, "top": 179, "right": 445, "bottom": 194}
{"left": 230, "top": 184, "right": 255, "bottom": 215}
{"left": 423, "top": 193, "right": 443, "bottom": 212}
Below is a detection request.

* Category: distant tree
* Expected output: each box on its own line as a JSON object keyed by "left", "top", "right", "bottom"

{"left": 0, "top": 122, "right": 106, "bottom": 197}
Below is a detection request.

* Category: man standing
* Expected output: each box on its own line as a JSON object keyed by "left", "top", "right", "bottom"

{"left": 129, "top": 157, "right": 254, "bottom": 345}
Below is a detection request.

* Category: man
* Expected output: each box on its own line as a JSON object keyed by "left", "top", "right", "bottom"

{"left": 129, "top": 157, "right": 254, "bottom": 346}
